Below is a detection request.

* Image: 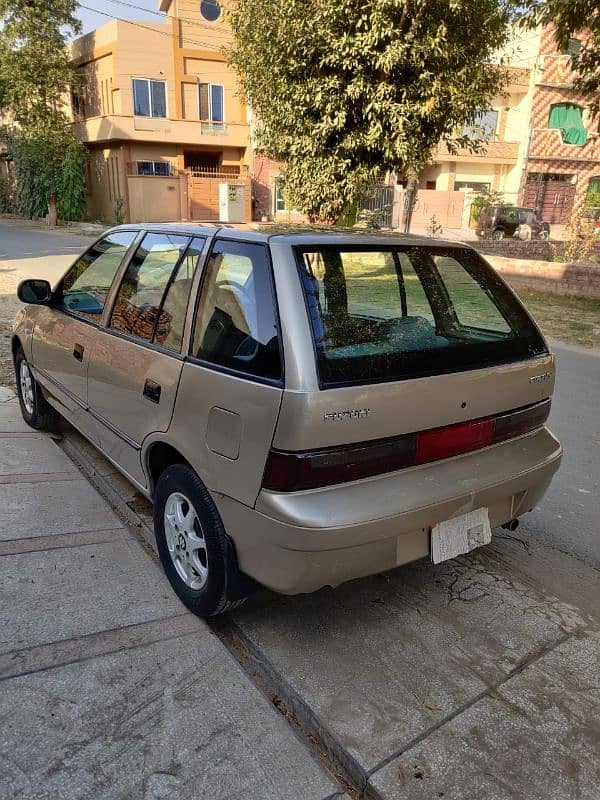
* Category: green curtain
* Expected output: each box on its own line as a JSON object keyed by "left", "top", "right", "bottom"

{"left": 548, "top": 103, "right": 588, "bottom": 146}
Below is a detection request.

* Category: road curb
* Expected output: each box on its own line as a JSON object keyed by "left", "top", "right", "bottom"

{"left": 58, "top": 427, "right": 368, "bottom": 799}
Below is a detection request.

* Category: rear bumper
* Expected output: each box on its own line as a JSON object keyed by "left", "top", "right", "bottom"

{"left": 214, "top": 427, "right": 562, "bottom": 594}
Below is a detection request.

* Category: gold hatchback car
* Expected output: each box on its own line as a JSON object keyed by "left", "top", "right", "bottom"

{"left": 13, "top": 226, "right": 562, "bottom": 616}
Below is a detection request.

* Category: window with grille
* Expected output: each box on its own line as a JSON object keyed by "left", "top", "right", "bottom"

{"left": 136, "top": 161, "right": 172, "bottom": 176}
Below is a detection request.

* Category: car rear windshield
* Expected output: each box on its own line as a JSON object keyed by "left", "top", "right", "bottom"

{"left": 296, "top": 245, "right": 547, "bottom": 387}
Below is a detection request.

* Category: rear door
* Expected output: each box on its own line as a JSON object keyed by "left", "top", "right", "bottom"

{"left": 166, "top": 238, "right": 284, "bottom": 507}
{"left": 272, "top": 241, "right": 553, "bottom": 451}
{"left": 31, "top": 231, "right": 137, "bottom": 429}
{"left": 86, "top": 233, "right": 206, "bottom": 487}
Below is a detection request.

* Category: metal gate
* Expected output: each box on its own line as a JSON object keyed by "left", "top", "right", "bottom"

{"left": 358, "top": 185, "right": 395, "bottom": 228}
{"left": 523, "top": 175, "right": 576, "bottom": 223}
{"left": 186, "top": 170, "right": 252, "bottom": 221}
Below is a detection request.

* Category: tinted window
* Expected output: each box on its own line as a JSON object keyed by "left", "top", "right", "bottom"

{"left": 192, "top": 240, "right": 281, "bottom": 380}
{"left": 61, "top": 231, "right": 136, "bottom": 321}
{"left": 156, "top": 237, "right": 205, "bottom": 352}
{"left": 297, "top": 245, "right": 546, "bottom": 387}
{"left": 434, "top": 255, "right": 511, "bottom": 333}
{"left": 110, "top": 233, "right": 190, "bottom": 343}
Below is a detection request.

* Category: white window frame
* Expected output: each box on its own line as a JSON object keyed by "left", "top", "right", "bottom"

{"left": 197, "top": 82, "right": 225, "bottom": 123}
{"left": 273, "top": 178, "right": 286, "bottom": 213}
{"left": 132, "top": 78, "right": 168, "bottom": 119}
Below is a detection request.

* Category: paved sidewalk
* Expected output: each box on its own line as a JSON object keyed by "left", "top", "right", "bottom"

{"left": 61, "top": 412, "right": 600, "bottom": 800}
{"left": 0, "top": 391, "right": 343, "bottom": 800}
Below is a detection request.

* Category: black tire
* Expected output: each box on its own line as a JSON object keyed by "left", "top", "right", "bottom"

{"left": 14, "top": 347, "right": 58, "bottom": 431}
{"left": 153, "top": 463, "right": 247, "bottom": 617}
{"left": 491, "top": 228, "right": 505, "bottom": 240}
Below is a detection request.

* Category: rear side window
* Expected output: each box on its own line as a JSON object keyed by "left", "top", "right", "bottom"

{"left": 110, "top": 232, "right": 191, "bottom": 346}
{"left": 191, "top": 240, "right": 282, "bottom": 381}
{"left": 61, "top": 231, "right": 136, "bottom": 320}
{"left": 297, "top": 245, "right": 546, "bottom": 387}
{"left": 157, "top": 237, "right": 205, "bottom": 352}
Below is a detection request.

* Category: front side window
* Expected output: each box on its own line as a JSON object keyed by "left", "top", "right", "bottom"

{"left": 198, "top": 83, "right": 225, "bottom": 123}
{"left": 61, "top": 231, "right": 136, "bottom": 321}
{"left": 192, "top": 240, "right": 281, "bottom": 380}
{"left": 110, "top": 233, "right": 191, "bottom": 345}
{"left": 158, "top": 237, "right": 205, "bottom": 351}
{"left": 297, "top": 245, "right": 546, "bottom": 387}
{"left": 133, "top": 78, "right": 167, "bottom": 118}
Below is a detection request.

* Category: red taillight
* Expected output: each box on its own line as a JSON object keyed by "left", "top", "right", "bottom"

{"left": 262, "top": 399, "right": 551, "bottom": 492}
{"left": 262, "top": 436, "right": 415, "bottom": 492}
{"left": 414, "top": 418, "right": 495, "bottom": 465}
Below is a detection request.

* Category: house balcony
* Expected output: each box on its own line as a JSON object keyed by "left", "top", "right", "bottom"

{"left": 72, "top": 114, "right": 250, "bottom": 149}
{"left": 506, "top": 66, "right": 531, "bottom": 92}
{"left": 528, "top": 128, "right": 600, "bottom": 162}
{"left": 435, "top": 139, "right": 520, "bottom": 165}
{"left": 538, "top": 54, "right": 577, "bottom": 88}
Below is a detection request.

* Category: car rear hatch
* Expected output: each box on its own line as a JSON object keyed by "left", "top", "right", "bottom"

{"left": 265, "top": 241, "right": 554, "bottom": 492}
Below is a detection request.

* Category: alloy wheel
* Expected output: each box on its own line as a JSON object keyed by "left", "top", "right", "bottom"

{"left": 164, "top": 492, "right": 209, "bottom": 590}
{"left": 19, "top": 360, "right": 35, "bottom": 415}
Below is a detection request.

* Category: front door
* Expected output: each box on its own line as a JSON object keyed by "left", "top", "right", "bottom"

{"left": 87, "top": 233, "right": 206, "bottom": 487}
{"left": 32, "top": 231, "right": 138, "bottom": 431}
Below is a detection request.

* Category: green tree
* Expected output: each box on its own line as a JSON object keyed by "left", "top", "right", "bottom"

{"left": 227, "top": 0, "right": 513, "bottom": 226}
{"left": 518, "top": 2, "right": 599, "bottom": 116}
{"left": 0, "top": 0, "right": 81, "bottom": 127}
{"left": 0, "top": 0, "right": 87, "bottom": 221}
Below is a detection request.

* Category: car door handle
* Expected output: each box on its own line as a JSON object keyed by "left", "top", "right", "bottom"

{"left": 143, "top": 379, "right": 161, "bottom": 404}
{"left": 73, "top": 343, "right": 84, "bottom": 362}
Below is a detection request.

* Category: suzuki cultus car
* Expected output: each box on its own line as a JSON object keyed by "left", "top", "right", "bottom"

{"left": 13, "top": 226, "right": 562, "bottom": 615}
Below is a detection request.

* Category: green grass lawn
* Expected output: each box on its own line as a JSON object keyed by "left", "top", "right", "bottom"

{"left": 513, "top": 288, "right": 600, "bottom": 349}
{"left": 315, "top": 250, "right": 600, "bottom": 350}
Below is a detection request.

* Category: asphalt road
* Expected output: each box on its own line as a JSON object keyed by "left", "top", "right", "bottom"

{"left": 0, "top": 221, "right": 91, "bottom": 262}
{"left": 525, "top": 340, "right": 600, "bottom": 566}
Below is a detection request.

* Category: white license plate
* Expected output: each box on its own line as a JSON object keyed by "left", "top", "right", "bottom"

{"left": 431, "top": 507, "right": 492, "bottom": 564}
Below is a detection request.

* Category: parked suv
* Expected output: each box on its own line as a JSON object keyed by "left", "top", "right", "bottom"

{"left": 476, "top": 206, "right": 551, "bottom": 240}
{"left": 13, "top": 226, "right": 562, "bottom": 616}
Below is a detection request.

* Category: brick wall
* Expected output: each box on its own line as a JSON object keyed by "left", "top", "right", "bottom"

{"left": 480, "top": 254, "right": 600, "bottom": 299}
{"left": 474, "top": 238, "right": 600, "bottom": 262}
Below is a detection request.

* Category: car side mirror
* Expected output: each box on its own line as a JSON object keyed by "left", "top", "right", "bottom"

{"left": 17, "top": 279, "right": 52, "bottom": 305}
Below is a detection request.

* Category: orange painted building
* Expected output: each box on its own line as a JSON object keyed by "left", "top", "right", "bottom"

{"left": 69, "top": 0, "right": 252, "bottom": 224}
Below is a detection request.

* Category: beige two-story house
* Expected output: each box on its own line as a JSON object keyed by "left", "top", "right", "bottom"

{"left": 71, "top": 0, "right": 252, "bottom": 224}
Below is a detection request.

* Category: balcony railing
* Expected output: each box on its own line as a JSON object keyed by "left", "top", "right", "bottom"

{"left": 435, "top": 139, "right": 520, "bottom": 163}
{"left": 200, "top": 121, "right": 228, "bottom": 135}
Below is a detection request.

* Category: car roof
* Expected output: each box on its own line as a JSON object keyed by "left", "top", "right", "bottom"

{"left": 109, "top": 222, "right": 468, "bottom": 249}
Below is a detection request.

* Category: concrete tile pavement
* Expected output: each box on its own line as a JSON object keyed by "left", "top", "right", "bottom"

{"left": 0, "top": 392, "right": 343, "bottom": 800}
{"left": 57, "top": 405, "right": 600, "bottom": 800}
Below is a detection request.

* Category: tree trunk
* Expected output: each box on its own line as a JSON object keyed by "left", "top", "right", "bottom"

{"left": 47, "top": 193, "right": 58, "bottom": 227}
{"left": 402, "top": 179, "right": 418, "bottom": 234}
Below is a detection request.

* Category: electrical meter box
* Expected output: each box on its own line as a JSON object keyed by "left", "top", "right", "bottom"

{"left": 219, "top": 183, "right": 246, "bottom": 223}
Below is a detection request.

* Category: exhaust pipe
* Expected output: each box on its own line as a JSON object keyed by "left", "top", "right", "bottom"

{"left": 502, "top": 518, "right": 519, "bottom": 532}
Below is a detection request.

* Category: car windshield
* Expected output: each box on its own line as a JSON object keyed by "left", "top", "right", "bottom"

{"left": 296, "top": 245, "right": 547, "bottom": 387}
